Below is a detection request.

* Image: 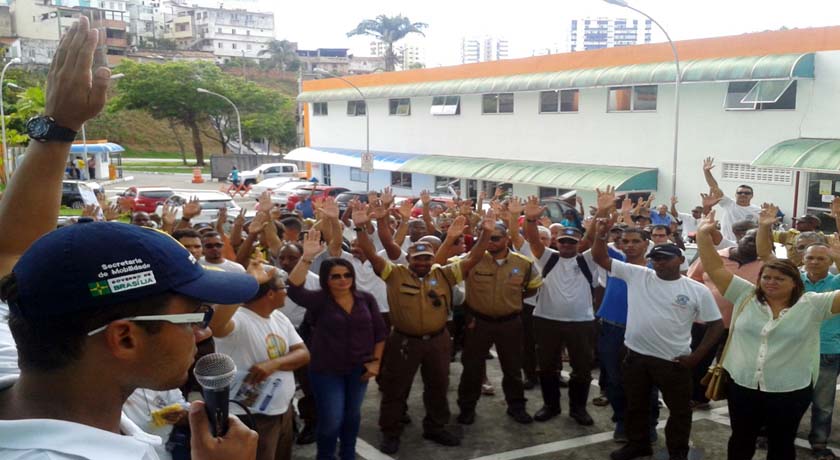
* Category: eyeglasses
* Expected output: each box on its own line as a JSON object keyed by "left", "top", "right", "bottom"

{"left": 489, "top": 235, "right": 505, "bottom": 242}
{"left": 735, "top": 191, "right": 753, "bottom": 196}
{"left": 329, "top": 273, "right": 354, "bottom": 280}
{"left": 203, "top": 243, "right": 224, "bottom": 249}
{"left": 87, "top": 305, "right": 214, "bottom": 336}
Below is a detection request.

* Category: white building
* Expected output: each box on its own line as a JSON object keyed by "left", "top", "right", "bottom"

{"left": 293, "top": 26, "right": 840, "bottom": 231}
{"left": 570, "top": 17, "right": 652, "bottom": 52}
{"left": 163, "top": 3, "right": 274, "bottom": 60}
{"left": 369, "top": 39, "right": 424, "bottom": 69}
{"left": 461, "top": 36, "right": 508, "bottom": 64}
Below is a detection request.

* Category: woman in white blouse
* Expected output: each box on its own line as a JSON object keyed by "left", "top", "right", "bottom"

{"left": 696, "top": 208, "right": 840, "bottom": 460}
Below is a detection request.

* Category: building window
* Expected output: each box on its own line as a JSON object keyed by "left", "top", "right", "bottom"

{"left": 217, "top": 27, "right": 222, "bottom": 33}
{"left": 350, "top": 167, "right": 368, "bottom": 182}
{"left": 346, "top": 100, "right": 366, "bottom": 116}
{"left": 482, "top": 93, "right": 514, "bottom": 114}
{"left": 721, "top": 162, "right": 792, "bottom": 185}
{"left": 322, "top": 164, "right": 331, "bottom": 185}
{"left": 435, "top": 176, "right": 459, "bottom": 193}
{"left": 388, "top": 98, "right": 410, "bottom": 116}
{"left": 312, "top": 102, "right": 328, "bottom": 116}
{"left": 540, "top": 89, "right": 579, "bottom": 113}
{"left": 430, "top": 95, "right": 460, "bottom": 116}
{"left": 217, "top": 42, "right": 223, "bottom": 49}
{"left": 390, "top": 172, "right": 412, "bottom": 188}
{"left": 231, "top": 43, "right": 237, "bottom": 49}
{"left": 608, "top": 85, "right": 657, "bottom": 112}
{"left": 724, "top": 80, "right": 797, "bottom": 111}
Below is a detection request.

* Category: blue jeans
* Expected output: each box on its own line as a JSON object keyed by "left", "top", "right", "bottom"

{"left": 309, "top": 366, "right": 369, "bottom": 460}
{"left": 809, "top": 353, "right": 840, "bottom": 448}
{"left": 598, "top": 321, "right": 659, "bottom": 432}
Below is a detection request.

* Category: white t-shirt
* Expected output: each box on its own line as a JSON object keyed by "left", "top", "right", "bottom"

{"left": 646, "top": 242, "right": 690, "bottom": 273}
{"left": 378, "top": 247, "right": 408, "bottom": 265}
{"left": 0, "top": 302, "right": 18, "bottom": 379}
{"left": 517, "top": 241, "right": 539, "bottom": 307}
{"left": 278, "top": 271, "right": 320, "bottom": 328}
{"left": 534, "top": 249, "right": 598, "bottom": 322}
{"left": 340, "top": 251, "right": 389, "bottom": 313}
{"left": 716, "top": 196, "right": 760, "bottom": 242}
{"left": 609, "top": 260, "right": 721, "bottom": 361}
{"left": 678, "top": 212, "right": 700, "bottom": 240}
{"left": 199, "top": 258, "right": 246, "bottom": 273}
{"left": 123, "top": 389, "right": 187, "bottom": 460}
{"left": 214, "top": 308, "right": 303, "bottom": 416}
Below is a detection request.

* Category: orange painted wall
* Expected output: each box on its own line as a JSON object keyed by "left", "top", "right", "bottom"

{"left": 303, "top": 26, "right": 840, "bottom": 93}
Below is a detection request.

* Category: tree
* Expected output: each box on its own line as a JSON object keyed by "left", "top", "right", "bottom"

{"left": 258, "top": 39, "right": 300, "bottom": 72}
{"left": 347, "top": 15, "right": 427, "bottom": 71}
{"left": 110, "top": 60, "right": 230, "bottom": 165}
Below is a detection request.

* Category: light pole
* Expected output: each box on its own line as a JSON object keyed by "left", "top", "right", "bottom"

{"left": 314, "top": 67, "right": 370, "bottom": 191}
{"left": 197, "top": 87, "right": 243, "bottom": 155}
{"left": 603, "top": 0, "right": 680, "bottom": 196}
{"left": 0, "top": 57, "right": 20, "bottom": 181}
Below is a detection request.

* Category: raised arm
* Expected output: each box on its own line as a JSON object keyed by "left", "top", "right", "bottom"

{"left": 235, "top": 211, "right": 269, "bottom": 268}
{"left": 460, "top": 209, "right": 495, "bottom": 276}
{"left": 696, "top": 210, "right": 734, "bottom": 294}
{"left": 375, "top": 200, "right": 403, "bottom": 261}
{"left": 591, "top": 217, "right": 614, "bottom": 271}
{"left": 210, "top": 260, "right": 274, "bottom": 338}
{"left": 352, "top": 202, "right": 388, "bottom": 275}
{"left": 756, "top": 203, "right": 778, "bottom": 262}
{"left": 318, "top": 197, "right": 343, "bottom": 257}
{"left": 419, "top": 190, "right": 438, "bottom": 235}
{"left": 507, "top": 197, "right": 525, "bottom": 249}
{"left": 0, "top": 17, "right": 110, "bottom": 276}
{"left": 436, "top": 215, "right": 467, "bottom": 264}
{"left": 670, "top": 196, "right": 680, "bottom": 219}
{"left": 289, "top": 229, "right": 323, "bottom": 287}
{"left": 703, "top": 156, "right": 723, "bottom": 195}
{"left": 523, "top": 196, "right": 546, "bottom": 260}
{"left": 257, "top": 192, "right": 283, "bottom": 257}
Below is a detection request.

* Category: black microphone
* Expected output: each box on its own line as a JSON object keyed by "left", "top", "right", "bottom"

{"left": 193, "top": 352, "right": 237, "bottom": 437}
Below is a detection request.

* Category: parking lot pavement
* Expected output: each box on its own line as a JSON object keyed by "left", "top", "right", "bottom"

{"left": 102, "top": 172, "right": 257, "bottom": 209}
{"left": 290, "top": 352, "right": 838, "bottom": 460}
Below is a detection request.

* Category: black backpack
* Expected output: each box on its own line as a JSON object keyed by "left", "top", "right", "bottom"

{"left": 541, "top": 252, "right": 593, "bottom": 287}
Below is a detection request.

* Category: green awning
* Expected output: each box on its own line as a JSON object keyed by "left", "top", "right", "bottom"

{"left": 299, "top": 53, "right": 815, "bottom": 103}
{"left": 752, "top": 138, "right": 840, "bottom": 173}
{"left": 397, "top": 155, "right": 658, "bottom": 192}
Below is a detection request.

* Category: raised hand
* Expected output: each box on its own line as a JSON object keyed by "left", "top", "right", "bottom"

{"left": 539, "top": 216, "right": 552, "bottom": 227}
{"left": 103, "top": 203, "right": 121, "bottom": 221}
{"left": 697, "top": 210, "right": 718, "bottom": 234}
{"left": 351, "top": 202, "right": 370, "bottom": 226}
{"left": 47, "top": 16, "right": 111, "bottom": 132}
{"left": 247, "top": 259, "right": 273, "bottom": 285}
{"left": 234, "top": 208, "right": 246, "bottom": 227}
{"left": 248, "top": 211, "right": 269, "bottom": 236}
{"left": 494, "top": 186, "right": 504, "bottom": 199}
{"left": 446, "top": 215, "right": 468, "bottom": 239}
{"left": 703, "top": 156, "right": 715, "bottom": 172}
{"left": 478, "top": 190, "right": 487, "bottom": 202}
{"left": 420, "top": 189, "right": 431, "bottom": 206}
{"left": 398, "top": 198, "right": 412, "bottom": 220}
{"left": 523, "top": 195, "right": 544, "bottom": 220}
{"left": 182, "top": 196, "right": 202, "bottom": 220}
{"left": 829, "top": 233, "right": 840, "bottom": 261}
{"left": 829, "top": 196, "right": 840, "bottom": 218}
{"left": 758, "top": 202, "right": 779, "bottom": 226}
{"left": 302, "top": 229, "right": 323, "bottom": 258}
{"left": 161, "top": 203, "right": 177, "bottom": 228}
{"left": 380, "top": 187, "right": 394, "bottom": 207}
{"left": 258, "top": 191, "right": 273, "bottom": 213}
{"left": 575, "top": 195, "right": 584, "bottom": 206}
{"left": 596, "top": 185, "right": 617, "bottom": 211}
{"left": 481, "top": 209, "right": 497, "bottom": 233}
{"left": 507, "top": 196, "right": 524, "bottom": 216}
{"left": 320, "top": 196, "right": 339, "bottom": 219}
{"left": 700, "top": 191, "right": 722, "bottom": 209}
{"left": 671, "top": 196, "right": 678, "bottom": 206}
{"left": 217, "top": 206, "right": 228, "bottom": 225}
{"left": 81, "top": 203, "right": 99, "bottom": 219}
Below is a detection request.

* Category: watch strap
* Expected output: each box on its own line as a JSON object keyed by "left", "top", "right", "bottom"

{"left": 48, "top": 124, "right": 78, "bottom": 142}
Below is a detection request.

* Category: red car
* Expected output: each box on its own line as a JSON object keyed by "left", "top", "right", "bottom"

{"left": 286, "top": 185, "right": 349, "bottom": 211}
{"left": 118, "top": 186, "right": 175, "bottom": 213}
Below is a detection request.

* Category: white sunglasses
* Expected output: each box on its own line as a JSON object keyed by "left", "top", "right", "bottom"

{"left": 87, "top": 306, "right": 214, "bottom": 336}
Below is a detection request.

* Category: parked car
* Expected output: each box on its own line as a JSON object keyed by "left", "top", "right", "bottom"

{"left": 410, "top": 196, "right": 455, "bottom": 218}
{"left": 335, "top": 191, "right": 371, "bottom": 214}
{"left": 286, "top": 185, "right": 349, "bottom": 211}
{"left": 247, "top": 176, "right": 297, "bottom": 199}
{"left": 270, "top": 181, "right": 315, "bottom": 206}
{"left": 117, "top": 186, "right": 175, "bottom": 213}
{"left": 231, "top": 163, "right": 302, "bottom": 186}
{"left": 539, "top": 197, "right": 578, "bottom": 224}
{"left": 155, "top": 191, "right": 241, "bottom": 225}
{"left": 61, "top": 180, "right": 99, "bottom": 209}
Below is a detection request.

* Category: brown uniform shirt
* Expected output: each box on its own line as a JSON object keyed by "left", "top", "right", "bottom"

{"left": 380, "top": 261, "right": 463, "bottom": 336}
{"left": 465, "top": 251, "right": 543, "bottom": 317}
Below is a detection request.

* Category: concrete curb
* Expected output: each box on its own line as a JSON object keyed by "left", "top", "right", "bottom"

{"left": 98, "top": 175, "right": 135, "bottom": 185}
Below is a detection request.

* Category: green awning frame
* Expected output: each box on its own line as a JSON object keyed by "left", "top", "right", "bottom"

{"left": 752, "top": 138, "right": 840, "bottom": 173}
{"left": 397, "top": 155, "right": 658, "bottom": 192}
{"left": 299, "top": 53, "right": 815, "bottom": 103}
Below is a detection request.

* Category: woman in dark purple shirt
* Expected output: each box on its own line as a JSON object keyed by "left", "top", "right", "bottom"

{"left": 288, "top": 229, "right": 386, "bottom": 460}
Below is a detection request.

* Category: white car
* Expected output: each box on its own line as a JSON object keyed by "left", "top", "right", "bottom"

{"left": 270, "top": 181, "right": 315, "bottom": 206}
{"left": 247, "top": 176, "right": 297, "bottom": 199}
{"left": 155, "top": 191, "right": 241, "bottom": 225}
{"left": 232, "top": 163, "right": 301, "bottom": 186}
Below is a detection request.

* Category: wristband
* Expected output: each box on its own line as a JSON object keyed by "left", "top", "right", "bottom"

{"left": 354, "top": 226, "right": 364, "bottom": 232}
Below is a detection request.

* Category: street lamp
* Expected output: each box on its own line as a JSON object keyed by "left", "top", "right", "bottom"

{"left": 1, "top": 57, "right": 20, "bottom": 181}
{"left": 313, "top": 67, "right": 370, "bottom": 191}
{"left": 603, "top": 0, "right": 681, "bottom": 196}
{"left": 196, "top": 87, "right": 243, "bottom": 155}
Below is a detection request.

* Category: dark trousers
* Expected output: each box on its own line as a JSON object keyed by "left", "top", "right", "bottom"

{"left": 521, "top": 303, "right": 538, "bottom": 381}
{"left": 623, "top": 349, "right": 692, "bottom": 457}
{"left": 533, "top": 317, "right": 595, "bottom": 411}
{"left": 237, "top": 407, "right": 295, "bottom": 460}
{"left": 458, "top": 314, "right": 526, "bottom": 412}
{"left": 690, "top": 323, "right": 727, "bottom": 403}
{"left": 599, "top": 321, "right": 659, "bottom": 429}
{"left": 295, "top": 326, "right": 317, "bottom": 426}
{"left": 727, "top": 382, "right": 812, "bottom": 460}
{"left": 449, "top": 306, "right": 467, "bottom": 359}
{"left": 379, "top": 329, "right": 451, "bottom": 437}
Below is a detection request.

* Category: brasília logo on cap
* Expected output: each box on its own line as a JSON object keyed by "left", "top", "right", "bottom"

{"left": 88, "top": 281, "right": 111, "bottom": 297}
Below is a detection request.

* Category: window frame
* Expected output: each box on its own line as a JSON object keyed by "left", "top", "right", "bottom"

{"left": 430, "top": 95, "right": 460, "bottom": 116}
{"left": 312, "top": 102, "right": 328, "bottom": 116}
{"left": 723, "top": 80, "right": 798, "bottom": 111}
{"left": 350, "top": 167, "right": 369, "bottom": 182}
{"left": 539, "top": 89, "right": 579, "bottom": 114}
{"left": 388, "top": 98, "right": 411, "bottom": 116}
{"left": 482, "top": 92, "right": 514, "bottom": 114}
{"left": 346, "top": 100, "right": 366, "bottom": 117}
{"left": 607, "top": 85, "right": 658, "bottom": 112}
{"left": 390, "top": 171, "right": 412, "bottom": 188}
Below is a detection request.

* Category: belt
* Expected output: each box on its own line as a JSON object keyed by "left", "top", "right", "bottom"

{"left": 395, "top": 328, "right": 446, "bottom": 341}
{"left": 469, "top": 309, "right": 520, "bottom": 323}
{"left": 599, "top": 318, "right": 626, "bottom": 329}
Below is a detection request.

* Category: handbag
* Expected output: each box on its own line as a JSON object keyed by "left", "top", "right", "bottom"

{"left": 700, "top": 292, "right": 752, "bottom": 401}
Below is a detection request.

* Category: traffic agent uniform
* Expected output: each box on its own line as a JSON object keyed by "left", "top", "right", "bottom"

{"left": 457, "top": 251, "right": 542, "bottom": 416}
{"left": 378, "top": 243, "right": 464, "bottom": 440}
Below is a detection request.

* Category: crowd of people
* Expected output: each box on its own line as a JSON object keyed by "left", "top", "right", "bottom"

{"left": 1, "top": 16, "right": 840, "bottom": 460}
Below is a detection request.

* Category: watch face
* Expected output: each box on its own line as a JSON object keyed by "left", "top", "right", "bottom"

{"left": 26, "top": 117, "right": 51, "bottom": 138}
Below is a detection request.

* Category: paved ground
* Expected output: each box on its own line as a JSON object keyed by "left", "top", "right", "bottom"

{"left": 105, "top": 173, "right": 840, "bottom": 460}
{"left": 102, "top": 172, "right": 258, "bottom": 208}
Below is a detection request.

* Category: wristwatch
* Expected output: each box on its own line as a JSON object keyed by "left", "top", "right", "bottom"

{"left": 25, "top": 116, "right": 77, "bottom": 143}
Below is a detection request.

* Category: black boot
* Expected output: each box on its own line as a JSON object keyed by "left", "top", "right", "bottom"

{"left": 568, "top": 379, "right": 594, "bottom": 426}
{"left": 538, "top": 370, "right": 560, "bottom": 415}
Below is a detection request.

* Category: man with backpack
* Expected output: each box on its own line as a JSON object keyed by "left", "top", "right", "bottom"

{"left": 522, "top": 196, "right": 598, "bottom": 425}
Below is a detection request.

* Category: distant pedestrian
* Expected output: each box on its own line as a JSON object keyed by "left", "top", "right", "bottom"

{"left": 231, "top": 165, "right": 241, "bottom": 187}
{"left": 87, "top": 156, "right": 95, "bottom": 179}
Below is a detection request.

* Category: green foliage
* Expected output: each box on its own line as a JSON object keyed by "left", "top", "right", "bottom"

{"left": 258, "top": 39, "right": 300, "bottom": 72}
{"left": 347, "top": 15, "right": 427, "bottom": 71}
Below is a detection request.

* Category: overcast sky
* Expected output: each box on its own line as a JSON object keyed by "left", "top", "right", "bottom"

{"left": 227, "top": 0, "right": 840, "bottom": 67}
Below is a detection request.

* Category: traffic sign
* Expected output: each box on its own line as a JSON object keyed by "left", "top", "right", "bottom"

{"left": 361, "top": 151, "right": 374, "bottom": 173}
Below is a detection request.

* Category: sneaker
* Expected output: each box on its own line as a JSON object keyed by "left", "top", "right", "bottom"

{"left": 592, "top": 395, "right": 610, "bottom": 406}
{"left": 457, "top": 410, "right": 476, "bottom": 425}
{"left": 296, "top": 423, "right": 316, "bottom": 445}
{"left": 534, "top": 405, "right": 561, "bottom": 422}
{"left": 422, "top": 430, "right": 461, "bottom": 447}
{"left": 506, "top": 408, "right": 534, "bottom": 424}
{"left": 609, "top": 443, "right": 653, "bottom": 460}
{"left": 379, "top": 435, "right": 400, "bottom": 455}
{"left": 481, "top": 382, "right": 496, "bottom": 395}
{"left": 570, "top": 409, "right": 594, "bottom": 426}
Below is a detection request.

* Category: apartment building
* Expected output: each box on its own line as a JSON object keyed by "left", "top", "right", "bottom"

{"left": 570, "top": 17, "right": 652, "bottom": 52}
{"left": 162, "top": 4, "right": 274, "bottom": 60}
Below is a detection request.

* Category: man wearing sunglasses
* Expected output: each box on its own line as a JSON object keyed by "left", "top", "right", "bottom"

{"left": 703, "top": 157, "right": 760, "bottom": 242}
{"left": 200, "top": 231, "right": 246, "bottom": 274}
{"left": 0, "top": 17, "right": 259, "bottom": 460}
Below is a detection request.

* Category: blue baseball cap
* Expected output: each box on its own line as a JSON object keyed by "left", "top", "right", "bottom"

{"left": 10, "top": 221, "right": 258, "bottom": 319}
